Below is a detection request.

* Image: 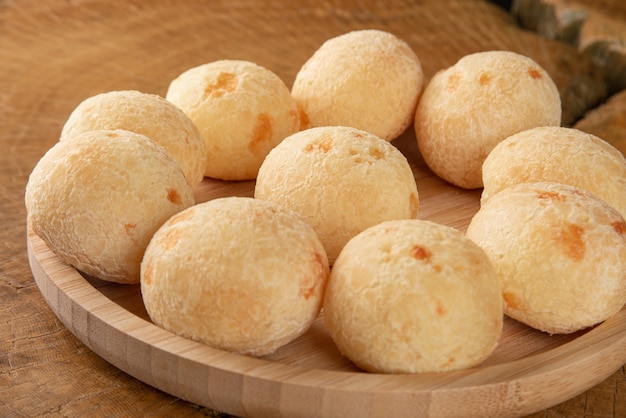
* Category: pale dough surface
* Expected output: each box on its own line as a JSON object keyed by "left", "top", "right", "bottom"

{"left": 141, "top": 197, "right": 329, "bottom": 356}
{"left": 415, "top": 50, "right": 562, "bottom": 189}
{"left": 481, "top": 126, "right": 626, "bottom": 219}
{"left": 292, "top": 29, "right": 424, "bottom": 141}
{"left": 255, "top": 126, "right": 419, "bottom": 264}
{"left": 166, "top": 60, "right": 300, "bottom": 180}
{"left": 324, "top": 219, "right": 502, "bottom": 373}
{"left": 25, "top": 129, "right": 194, "bottom": 284}
{"left": 467, "top": 182, "right": 626, "bottom": 334}
{"left": 60, "top": 90, "right": 206, "bottom": 190}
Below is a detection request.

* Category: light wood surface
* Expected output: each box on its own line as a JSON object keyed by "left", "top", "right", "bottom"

{"left": 3, "top": 0, "right": 626, "bottom": 417}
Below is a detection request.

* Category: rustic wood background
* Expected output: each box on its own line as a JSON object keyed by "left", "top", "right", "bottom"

{"left": 1, "top": 0, "right": 625, "bottom": 416}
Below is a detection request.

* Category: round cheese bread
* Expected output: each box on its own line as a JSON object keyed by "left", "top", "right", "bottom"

{"left": 415, "top": 50, "right": 562, "bottom": 189}
{"left": 291, "top": 29, "right": 424, "bottom": 141}
{"left": 324, "top": 219, "right": 502, "bottom": 373}
{"left": 60, "top": 90, "right": 206, "bottom": 190}
{"left": 467, "top": 182, "right": 626, "bottom": 334}
{"left": 140, "top": 197, "right": 329, "bottom": 357}
{"left": 166, "top": 60, "right": 300, "bottom": 180}
{"left": 25, "top": 129, "right": 194, "bottom": 284}
{"left": 481, "top": 126, "right": 626, "bottom": 219}
{"left": 254, "top": 126, "right": 419, "bottom": 264}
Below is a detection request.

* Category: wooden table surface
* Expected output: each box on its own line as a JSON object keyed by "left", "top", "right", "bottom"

{"left": 2, "top": 0, "right": 625, "bottom": 416}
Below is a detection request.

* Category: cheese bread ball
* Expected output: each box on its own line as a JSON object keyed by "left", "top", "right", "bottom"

{"left": 140, "top": 197, "right": 329, "bottom": 357}
{"left": 25, "top": 129, "right": 194, "bottom": 284}
{"left": 291, "top": 29, "right": 424, "bottom": 141}
{"left": 166, "top": 60, "right": 300, "bottom": 180}
{"left": 60, "top": 90, "right": 206, "bottom": 190}
{"left": 254, "top": 126, "right": 419, "bottom": 264}
{"left": 467, "top": 182, "right": 626, "bottom": 334}
{"left": 482, "top": 126, "right": 626, "bottom": 219}
{"left": 324, "top": 219, "right": 502, "bottom": 374}
{"left": 415, "top": 50, "right": 562, "bottom": 189}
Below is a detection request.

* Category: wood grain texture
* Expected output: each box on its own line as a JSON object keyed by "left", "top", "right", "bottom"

{"left": 2, "top": 0, "right": 626, "bottom": 416}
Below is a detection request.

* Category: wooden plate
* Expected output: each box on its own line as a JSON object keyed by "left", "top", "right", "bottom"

{"left": 26, "top": 133, "right": 626, "bottom": 418}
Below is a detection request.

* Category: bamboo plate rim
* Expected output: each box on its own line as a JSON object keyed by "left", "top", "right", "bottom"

{"left": 26, "top": 223, "right": 626, "bottom": 418}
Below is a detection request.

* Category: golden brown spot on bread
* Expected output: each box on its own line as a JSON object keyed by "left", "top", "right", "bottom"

{"left": 349, "top": 148, "right": 362, "bottom": 162}
{"left": 612, "top": 221, "right": 626, "bottom": 238}
{"left": 248, "top": 113, "right": 273, "bottom": 154}
{"left": 300, "top": 252, "right": 327, "bottom": 300}
{"left": 411, "top": 245, "right": 442, "bottom": 273}
{"left": 124, "top": 223, "right": 137, "bottom": 236}
{"left": 555, "top": 223, "right": 585, "bottom": 261}
{"left": 537, "top": 191, "right": 567, "bottom": 202}
{"left": 369, "top": 147, "right": 384, "bottom": 160}
{"left": 503, "top": 291, "right": 521, "bottom": 310}
{"left": 436, "top": 300, "right": 447, "bottom": 316}
{"left": 478, "top": 72, "right": 492, "bottom": 86}
{"left": 528, "top": 68, "right": 542, "bottom": 79}
{"left": 167, "top": 188, "right": 182, "bottom": 205}
{"left": 314, "top": 251, "right": 327, "bottom": 271}
{"left": 447, "top": 72, "right": 461, "bottom": 92}
{"left": 352, "top": 131, "right": 365, "bottom": 140}
{"left": 304, "top": 135, "right": 333, "bottom": 153}
{"left": 411, "top": 245, "right": 432, "bottom": 261}
{"left": 300, "top": 279, "right": 317, "bottom": 301}
{"left": 122, "top": 222, "right": 140, "bottom": 247}
{"left": 204, "top": 72, "right": 238, "bottom": 98}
